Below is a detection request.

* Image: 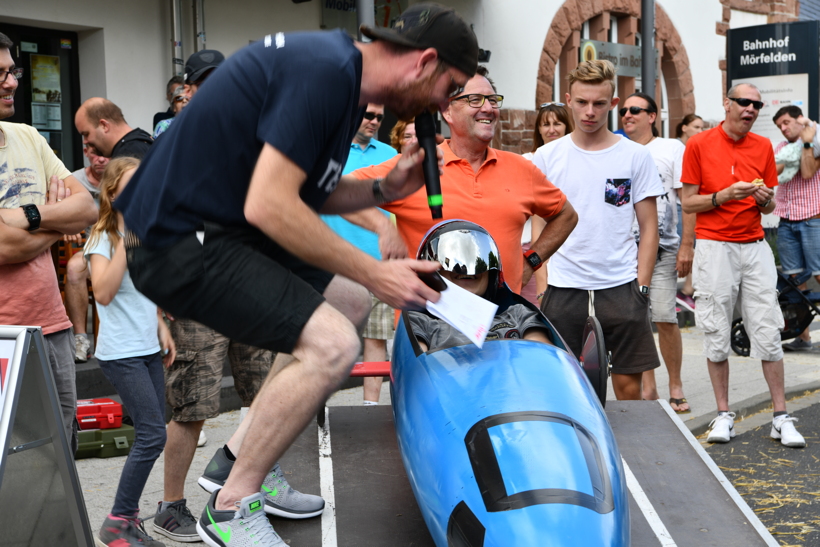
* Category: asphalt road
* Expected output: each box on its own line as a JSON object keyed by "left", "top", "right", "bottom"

{"left": 706, "top": 396, "right": 820, "bottom": 547}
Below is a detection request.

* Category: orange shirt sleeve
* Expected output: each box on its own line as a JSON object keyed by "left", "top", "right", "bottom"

{"left": 680, "top": 137, "right": 702, "bottom": 187}
{"left": 762, "top": 144, "right": 778, "bottom": 188}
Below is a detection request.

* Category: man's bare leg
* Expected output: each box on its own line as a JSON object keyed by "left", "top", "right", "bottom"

{"left": 762, "top": 359, "right": 787, "bottom": 413}
{"left": 640, "top": 369, "right": 659, "bottom": 400}
{"left": 612, "top": 373, "right": 642, "bottom": 400}
{"left": 66, "top": 252, "right": 89, "bottom": 334}
{"left": 362, "top": 338, "right": 387, "bottom": 403}
{"left": 656, "top": 321, "right": 687, "bottom": 410}
{"left": 215, "top": 302, "right": 361, "bottom": 509}
{"left": 225, "top": 275, "right": 369, "bottom": 458}
{"left": 164, "top": 420, "right": 204, "bottom": 501}
{"left": 707, "top": 358, "right": 730, "bottom": 411}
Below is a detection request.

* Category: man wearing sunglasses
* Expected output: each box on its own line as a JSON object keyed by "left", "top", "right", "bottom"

{"left": 349, "top": 66, "right": 578, "bottom": 296}
{"left": 621, "top": 92, "right": 693, "bottom": 414}
{"left": 322, "top": 103, "right": 400, "bottom": 406}
{"left": 116, "top": 4, "right": 478, "bottom": 544}
{"left": 681, "top": 83, "right": 804, "bottom": 448}
{"left": 0, "top": 32, "right": 98, "bottom": 455}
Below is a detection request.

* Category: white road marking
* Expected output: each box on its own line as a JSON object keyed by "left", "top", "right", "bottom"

{"left": 657, "top": 399, "right": 780, "bottom": 546}
{"left": 622, "top": 458, "right": 678, "bottom": 546}
{"left": 319, "top": 406, "right": 337, "bottom": 547}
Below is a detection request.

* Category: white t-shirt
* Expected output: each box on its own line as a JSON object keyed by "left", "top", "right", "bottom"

{"left": 85, "top": 230, "right": 160, "bottom": 361}
{"left": 533, "top": 134, "right": 663, "bottom": 290}
{"left": 632, "top": 137, "right": 684, "bottom": 252}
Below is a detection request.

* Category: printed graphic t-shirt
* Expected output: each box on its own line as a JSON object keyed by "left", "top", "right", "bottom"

{"left": 533, "top": 134, "right": 663, "bottom": 290}
{"left": 0, "top": 122, "right": 73, "bottom": 335}
{"left": 632, "top": 137, "right": 685, "bottom": 252}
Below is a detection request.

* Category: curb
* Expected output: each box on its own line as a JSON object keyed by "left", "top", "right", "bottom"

{"left": 685, "top": 379, "right": 820, "bottom": 437}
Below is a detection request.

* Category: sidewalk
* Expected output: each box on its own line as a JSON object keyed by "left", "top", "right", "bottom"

{"left": 75, "top": 321, "right": 820, "bottom": 546}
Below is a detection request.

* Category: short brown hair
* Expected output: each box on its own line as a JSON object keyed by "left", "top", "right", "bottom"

{"left": 0, "top": 33, "right": 12, "bottom": 50}
{"left": 83, "top": 98, "right": 126, "bottom": 127}
{"left": 567, "top": 59, "right": 616, "bottom": 95}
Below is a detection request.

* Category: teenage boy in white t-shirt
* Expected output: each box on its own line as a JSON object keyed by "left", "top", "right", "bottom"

{"left": 533, "top": 59, "right": 664, "bottom": 400}
{"left": 623, "top": 92, "right": 694, "bottom": 413}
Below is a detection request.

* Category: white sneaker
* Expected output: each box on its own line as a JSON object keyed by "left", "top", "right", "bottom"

{"left": 706, "top": 412, "right": 736, "bottom": 443}
{"left": 198, "top": 429, "right": 207, "bottom": 447}
{"left": 771, "top": 415, "right": 805, "bottom": 448}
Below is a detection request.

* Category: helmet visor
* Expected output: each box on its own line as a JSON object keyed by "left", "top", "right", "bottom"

{"left": 421, "top": 228, "right": 501, "bottom": 275}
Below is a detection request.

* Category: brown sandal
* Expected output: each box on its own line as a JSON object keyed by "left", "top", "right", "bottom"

{"left": 669, "top": 398, "right": 691, "bottom": 414}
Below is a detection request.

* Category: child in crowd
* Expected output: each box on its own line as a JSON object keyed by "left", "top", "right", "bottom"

{"left": 408, "top": 220, "right": 552, "bottom": 352}
{"left": 85, "top": 157, "right": 175, "bottom": 547}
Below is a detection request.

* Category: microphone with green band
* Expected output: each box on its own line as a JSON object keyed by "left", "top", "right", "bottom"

{"left": 416, "top": 110, "right": 443, "bottom": 219}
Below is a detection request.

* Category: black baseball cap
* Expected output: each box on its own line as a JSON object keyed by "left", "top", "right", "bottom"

{"left": 185, "top": 49, "right": 225, "bottom": 84}
{"left": 360, "top": 3, "right": 478, "bottom": 78}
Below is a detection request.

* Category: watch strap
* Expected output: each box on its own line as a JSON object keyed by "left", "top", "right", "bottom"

{"left": 21, "top": 204, "right": 41, "bottom": 232}
{"left": 523, "top": 249, "right": 543, "bottom": 271}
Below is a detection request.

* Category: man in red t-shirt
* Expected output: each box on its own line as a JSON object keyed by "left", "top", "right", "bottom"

{"left": 681, "top": 82, "right": 804, "bottom": 448}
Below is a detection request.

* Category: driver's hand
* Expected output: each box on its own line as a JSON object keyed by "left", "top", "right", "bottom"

{"left": 367, "top": 259, "right": 441, "bottom": 311}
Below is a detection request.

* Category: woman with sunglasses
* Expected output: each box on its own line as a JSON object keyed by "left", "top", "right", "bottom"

{"left": 521, "top": 103, "right": 574, "bottom": 305}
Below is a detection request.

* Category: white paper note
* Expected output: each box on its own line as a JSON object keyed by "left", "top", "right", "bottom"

{"left": 426, "top": 277, "right": 498, "bottom": 348}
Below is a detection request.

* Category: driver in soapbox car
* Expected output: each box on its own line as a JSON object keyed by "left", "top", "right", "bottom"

{"left": 408, "top": 220, "right": 555, "bottom": 353}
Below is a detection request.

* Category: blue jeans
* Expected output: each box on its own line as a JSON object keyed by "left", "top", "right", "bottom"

{"left": 777, "top": 218, "right": 820, "bottom": 277}
{"left": 97, "top": 353, "right": 166, "bottom": 516}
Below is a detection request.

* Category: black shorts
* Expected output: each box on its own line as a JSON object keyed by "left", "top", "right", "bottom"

{"left": 541, "top": 281, "right": 660, "bottom": 375}
{"left": 126, "top": 222, "right": 333, "bottom": 354}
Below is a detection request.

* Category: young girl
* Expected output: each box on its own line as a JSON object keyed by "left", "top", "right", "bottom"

{"left": 85, "top": 157, "right": 175, "bottom": 547}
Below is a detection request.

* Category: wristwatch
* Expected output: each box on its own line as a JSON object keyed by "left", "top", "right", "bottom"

{"left": 372, "top": 178, "right": 388, "bottom": 205}
{"left": 804, "top": 142, "right": 813, "bottom": 149}
{"left": 639, "top": 285, "right": 650, "bottom": 296}
{"left": 523, "top": 249, "right": 543, "bottom": 271}
{"left": 21, "top": 204, "right": 41, "bottom": 231}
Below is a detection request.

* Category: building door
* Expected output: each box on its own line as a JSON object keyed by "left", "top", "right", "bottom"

{"left": 0, "top": 23, "right": 82, "bottom": 171}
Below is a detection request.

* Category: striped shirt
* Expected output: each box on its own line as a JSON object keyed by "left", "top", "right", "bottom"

{"left": 774, "top": 141, "right": 820, "bottom": 221}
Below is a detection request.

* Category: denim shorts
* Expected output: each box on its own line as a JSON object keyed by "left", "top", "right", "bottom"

{"left": 777, "top": 218, "right": 820, "bottom": 277}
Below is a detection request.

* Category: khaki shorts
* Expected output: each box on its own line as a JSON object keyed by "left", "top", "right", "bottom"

{"left": 693, "top": 239, "right": 784, "bottom": 362}
{"left": 166, "top": 317, "right": 273, "bottom": 422}
{"left": 362, "top": 293, "right": 395, "bottom": 341}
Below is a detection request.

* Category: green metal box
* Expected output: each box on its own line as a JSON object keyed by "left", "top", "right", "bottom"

{"left": 75, "top": 425, "right": 134, "bottom": 459}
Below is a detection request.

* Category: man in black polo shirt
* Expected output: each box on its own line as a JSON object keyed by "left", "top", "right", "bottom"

{"left": 117, "top": 4, "right": 478, "bottom": 545}
{"left": 75, "top": 97, "right": 152, "bottom": 159}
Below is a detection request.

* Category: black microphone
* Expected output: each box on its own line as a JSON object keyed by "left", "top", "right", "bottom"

{"left": 415, "top": 110, "right": 442, "bottom": 219}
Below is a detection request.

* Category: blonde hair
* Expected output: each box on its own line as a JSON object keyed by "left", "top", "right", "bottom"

{"left": 86, "top": 157, "right": 140, "bottom": 255}
{"left": 567, "top": 59, "right": 616, "bottom": 96}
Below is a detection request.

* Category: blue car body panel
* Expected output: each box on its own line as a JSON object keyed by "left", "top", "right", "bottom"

{"left": 390, "top": 318, "right": 630, "bottom": 547}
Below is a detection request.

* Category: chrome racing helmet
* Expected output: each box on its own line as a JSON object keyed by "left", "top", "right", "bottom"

{"left": 417, "top": 220, "right": 503, "bottom": 300}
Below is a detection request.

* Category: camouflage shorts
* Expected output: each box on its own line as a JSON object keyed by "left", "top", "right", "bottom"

{"left": 362, "top": 292, "right": 395, "bottom": 341}
{"left": 166, "top": 317, "right": 274, "bottom": 422}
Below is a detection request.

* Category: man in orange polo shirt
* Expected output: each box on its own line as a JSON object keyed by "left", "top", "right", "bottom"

{"left": 681, "top": 82, "right": 804, "bottom": 448}
{"left": 350, "top": 67, "right": 578, "bottom": 293}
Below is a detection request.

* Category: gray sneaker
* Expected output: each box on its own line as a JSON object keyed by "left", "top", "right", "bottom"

{"left": 196, "top": 490, "right": 285, "bottom": 547}
{"left": 783, "top": 338, "right": 813, "bottom": 351}
{"left": 98, "top": 514, "right": 165, "bottom": 547}
{"left": 198, "top": 447, "right": 324, "bottom": 518}
{"left": 153, "top": 499, "right": 200, "bottom": 543}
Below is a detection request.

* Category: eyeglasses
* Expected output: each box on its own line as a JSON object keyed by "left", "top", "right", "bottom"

{"left": 619, "top": 106, "right": 655, "bottom": 117}
{"left": 0, "top": 68, "right": 23, "bottom": 85}
{"left": 450, "top": 93, "right": 504, "bottom": 109}
{"left": 540, "top": 102, "right": 565, "bottom": 108}
{"left": 363, "top": 112, "right": 384, "bottom": 122}
{"left": 727, "top": 96, "right": 764, "bottom": 110}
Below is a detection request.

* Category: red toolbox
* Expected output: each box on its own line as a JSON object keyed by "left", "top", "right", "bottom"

{"left": 76, "top": 398, "right": 123, "bottom": 430}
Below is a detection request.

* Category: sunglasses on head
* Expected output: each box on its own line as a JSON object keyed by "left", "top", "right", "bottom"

{"left": 727, "top": 96, "right": 764, "bottom": 110}
{"left": 363, "top": 112, "right": 384, "bottom": 122}
{"left": 540, "top": 102, "right": 565, "bottom": 108}
{"left": 619, "top": 106, "right": 654, "bottom": 117}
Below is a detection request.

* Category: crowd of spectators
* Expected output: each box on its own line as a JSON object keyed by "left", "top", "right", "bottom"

{"left": 0, "top": 16, "right": 817, "bottom": 545}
